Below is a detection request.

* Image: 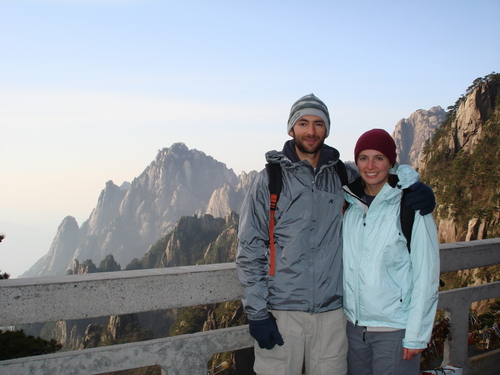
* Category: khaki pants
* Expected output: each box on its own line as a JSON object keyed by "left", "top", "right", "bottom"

{"left": 254, "top": 309, "right": 348, "bottom": 375}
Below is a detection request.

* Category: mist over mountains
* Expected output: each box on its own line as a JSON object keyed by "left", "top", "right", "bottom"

{"left": 22, "top": 143, "right": 245, "bottom": 277}
{"left": 20, "top": 73, "right": 500, "bottom": 278}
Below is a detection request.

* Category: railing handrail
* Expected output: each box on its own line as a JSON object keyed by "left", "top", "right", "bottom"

{"left": 0, "top": 262, "right": 243, "bottom": 326}
{"left": 438, "top": 238, "right": 500, "bottom": 272}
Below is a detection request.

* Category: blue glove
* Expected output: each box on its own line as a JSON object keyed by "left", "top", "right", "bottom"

{"left": 404, "top": 181, "right": 436, "bottom": 215}
{"left": 248, "top": 314, "right": 284, "bottom": 350}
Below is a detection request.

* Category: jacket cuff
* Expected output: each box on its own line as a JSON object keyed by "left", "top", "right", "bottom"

{"left": 247, "top": 311, "right": 270, "bottom": 321}
{"left": 403, "top": 339, "right": 428, "bottom": 350}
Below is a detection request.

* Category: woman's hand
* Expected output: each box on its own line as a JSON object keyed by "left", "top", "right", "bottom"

{"left": 403, "top": 347, "right": 425, "bottom": 360}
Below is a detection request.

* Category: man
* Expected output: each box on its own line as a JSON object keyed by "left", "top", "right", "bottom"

{"left": 236, "top": 94, "right": 434, "bottom": 375}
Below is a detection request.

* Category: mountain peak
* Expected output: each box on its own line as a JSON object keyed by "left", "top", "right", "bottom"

{"left": 22, "top": 143, "right": 241, "bottom": 277}
{"left": 392, "top": 106, "right": 446, "bottom": 169}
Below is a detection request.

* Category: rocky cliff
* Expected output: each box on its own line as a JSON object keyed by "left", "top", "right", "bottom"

{"left": 66, "top": 254, "right": 121, "bottom": 275}
{"left": 420, "top": 73, "right": 500, "bottom": 243}
{"left": 22, "top": 143, "right": 248, "bottom": 277}
{"left": 392, "top": 106, "right": 446, "bottom": 169}
{"left": 130, "top": 211, "right": 239, "bottom": 270}
{"left": 24, "top": 216, "right": 81, "bottom": 278}
{"left": 204, "top": 170, "right": 258, "bottom": 218}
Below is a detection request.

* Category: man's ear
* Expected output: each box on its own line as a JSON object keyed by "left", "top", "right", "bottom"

{"left": 288, "top": 128, "right": 294, "bottom": 137}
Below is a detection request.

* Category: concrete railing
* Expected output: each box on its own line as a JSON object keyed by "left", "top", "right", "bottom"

{"left": 435, "top": 239, "right": 500, "bottom": 374}
{"left": 1, "top": 238, "right": 499, "bottom": 375}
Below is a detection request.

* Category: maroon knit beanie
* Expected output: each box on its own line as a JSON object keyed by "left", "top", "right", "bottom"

{"left": 354, "top": 128, "right": 397, "bottom": 166}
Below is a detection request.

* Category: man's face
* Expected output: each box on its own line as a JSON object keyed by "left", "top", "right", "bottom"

{"left": 288, "top": 115, "right": 327, "bottom": 155}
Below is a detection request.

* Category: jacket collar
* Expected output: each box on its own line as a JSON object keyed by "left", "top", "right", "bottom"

{"left": 345, "top": 175, "right": 402, "bottom": 202}
{"left": 345, "top": 177, "right": 365, "bottom": 198}
{"left": 282, "top": 140, "right": 340, "bottom": 170}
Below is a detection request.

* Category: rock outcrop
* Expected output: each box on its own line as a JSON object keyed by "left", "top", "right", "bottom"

{"left": 136, "top": 211, "right": 239, "bottom": 270}
{"left": 420, "top": 73, "right": 500, "bottom": 243}
{"left": 204, "top": 170, "right": 258, "bottom": 218}
{"left": 392, "top": 106, "right": 446, "bottom": 169}
{"left": 24, "top": 216, "right": 81, "bottom": 277}
{"left": 66, "top": 254, "right": 120, "bottom": 275}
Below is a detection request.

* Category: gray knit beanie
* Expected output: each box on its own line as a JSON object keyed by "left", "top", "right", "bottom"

{"left": 287, "top": 93, "right": 331, "bottom": 137}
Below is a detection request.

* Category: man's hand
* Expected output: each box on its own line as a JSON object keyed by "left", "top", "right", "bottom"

{"left": 403, "top": 347, "right": 425, "bottom": 360}
{"left": 405, "top": 181, "right": 436, "bottom": 215}
{"left": 249, "top": 314, "right": 284, "bottom": 350}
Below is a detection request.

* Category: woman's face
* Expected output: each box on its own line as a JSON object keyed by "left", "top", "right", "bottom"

{"left": 357, "top": 149, "right": 391, "bottom": 195}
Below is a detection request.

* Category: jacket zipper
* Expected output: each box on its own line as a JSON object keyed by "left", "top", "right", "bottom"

{"left": 310, "top": 171, "right": 317, "bottom": 313}
{"left": 309, "top": 165, "right": 327, "bottom": 313}
{"left": 354, "top": 202, "right": 368, "bottom": 325}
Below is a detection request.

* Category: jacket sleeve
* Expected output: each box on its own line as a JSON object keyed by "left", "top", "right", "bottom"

{"left": 235, "top": 170, "right": 272, "bottom": 321}
{"left": 403, "top": 212, "right": 440, "bottom": 349}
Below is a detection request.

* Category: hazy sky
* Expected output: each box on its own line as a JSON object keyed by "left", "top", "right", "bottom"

{"left": 1, "top": 0, "right": 499, "bottom": 278}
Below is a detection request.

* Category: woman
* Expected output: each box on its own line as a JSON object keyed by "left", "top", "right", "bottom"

{"left": 342, "top": 129, "right": 440, "bottom": 375}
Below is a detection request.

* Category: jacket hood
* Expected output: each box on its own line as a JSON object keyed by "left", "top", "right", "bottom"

{"left": 392, "top": 164, "right": 419, "bottom": 189}
{"left": 265, "top": 140, "right": 340, "bottom": 169}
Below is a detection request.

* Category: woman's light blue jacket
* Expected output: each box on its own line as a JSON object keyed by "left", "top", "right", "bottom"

{"left": 342, "top": 164, "right": 440, "bottom": 349}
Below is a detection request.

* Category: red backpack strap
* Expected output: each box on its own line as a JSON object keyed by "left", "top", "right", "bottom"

{"left": 269, "top": 193, "right": 278, "bottom": 276}
{"left": 266, "top": 163, "right": 282, "bottom": 277}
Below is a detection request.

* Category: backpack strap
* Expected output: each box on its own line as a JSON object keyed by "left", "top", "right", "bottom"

{"left": 400, "top": 188, "right": 444, "bottom": 287}
{"left": 400, "top": 188, "right": 415, "bottom": 253}
{"left": 266, "top": 163, "right": 282, "bottom": 276}
{"left": 335, "top": 160, "right": 349, "bottom": 214}
{"left": 334, "top": 160, "right": 348, "bottom": 187}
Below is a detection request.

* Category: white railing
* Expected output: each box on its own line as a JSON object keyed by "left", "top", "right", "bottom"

{"left": 0, "top": 239, "right": 499, "bottom": 375}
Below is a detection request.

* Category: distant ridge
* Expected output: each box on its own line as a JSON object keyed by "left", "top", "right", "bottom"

{"left": 22, "top": 143, "right": 251, "bottom": 277}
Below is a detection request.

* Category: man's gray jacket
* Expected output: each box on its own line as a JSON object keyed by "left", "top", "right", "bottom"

{"left": 236, "top": 140, "right": 358, "bottom": 321}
